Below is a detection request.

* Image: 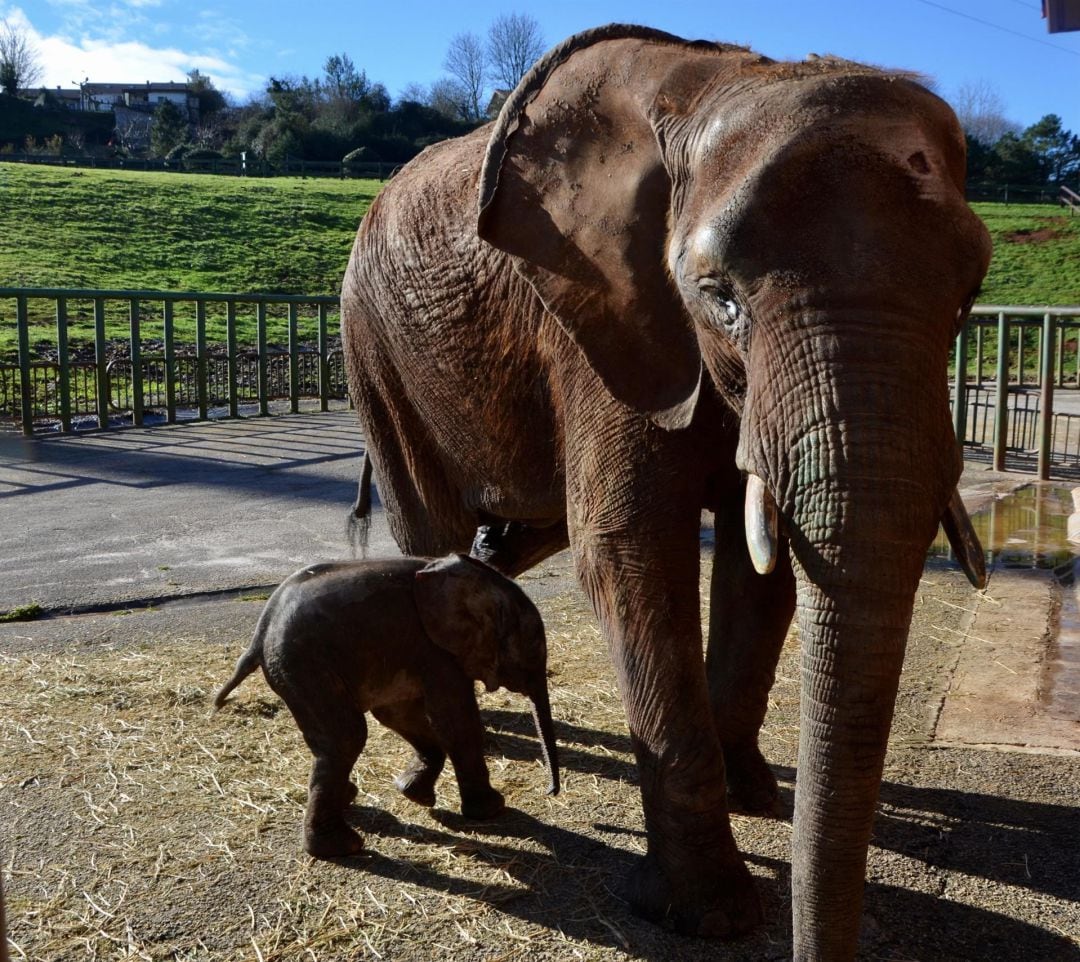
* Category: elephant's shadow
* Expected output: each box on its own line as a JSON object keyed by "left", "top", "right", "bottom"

{"left": 329, "top": 748, "right": 1075, "bottom": 960}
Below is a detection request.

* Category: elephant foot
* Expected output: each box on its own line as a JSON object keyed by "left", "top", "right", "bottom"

{"left": 394, "top": 768, "right": 437, "bottom": 807}
{"left": 723, "top": 744, "right": 784, "bottom": 818}
{"left": 304, "top": 821, "right": 365, "bottom": 859}
{"left": 460, "top": 786, "right": 505, "bottom": 820}
{"left": 627, "top": 851, "right": 763, "bottom": 939}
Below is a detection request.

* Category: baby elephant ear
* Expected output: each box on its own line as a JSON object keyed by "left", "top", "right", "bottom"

{"left": 413, "top": 554, "right": 507, "bottom": 691}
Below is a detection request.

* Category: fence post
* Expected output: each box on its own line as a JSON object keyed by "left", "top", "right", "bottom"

{"left": 1016, "top": 325, "right": 1025, "bottom": 386}
{"left": 94, "top": 297, "right": 109, "bottom": 429}
{"left": 196, "top": 299, "right": 208, "bottom": 420}
{"left": 993, "top": 312, "right": 1009, "bottom": 472}
{"left": 16, "top": 294, "right": 33, "bottom": 437}
{"left": 1038, "top": 312, "right": 1055, "bottom": 481}
{"left": 130, "top": 299, "right": 143, "bottom": 426}
{"left": 1056, "top": 321, "right": 1066, "bottom": 387}
{"left": 288, "top": 302, "right": 300, "bottom": 414}
{"left": 318, "top": 302, "right": 329, "bottom": 412}
{"left": 163, "top": 299, "right": 176, "bottom": 424}
{"left": 56, "top": 296, "right": 72, "bottom": 433}
{"left": 257, "top": 302, "right": 269, "bottom": 417}
{"left": 974, "top": 323, "right": 984, "bottom": 388}
{"left": 1075, "top": 323, "right": 1080, "bottom": 388}
{"left": 953, "top": 323, "right": 969, "bottom": 446}
{"left": 227, "top": 300, "right": 238, "bottom": 418}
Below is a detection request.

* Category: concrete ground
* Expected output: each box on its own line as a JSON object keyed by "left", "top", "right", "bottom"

{"left": 1, "top": 411, "right": 1077, "bottom": 959}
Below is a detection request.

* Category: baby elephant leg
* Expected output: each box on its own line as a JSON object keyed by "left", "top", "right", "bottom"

{"left": 301, "top": 713, "right": 368, "bottom": 858}
{"left": 371, "top": 699, "right": 446, "bottom": 807}
{"left": 427, "top": 681, "right": 505, "bottom": 820}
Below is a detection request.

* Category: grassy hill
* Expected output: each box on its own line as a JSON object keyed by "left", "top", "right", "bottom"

{"left": 1, "top": 162, "right": 1078, "bottom": 356}
{"left": 972, "top": 203, "right": 1080, "bottom": 306}
{"left": 0, "top": 163, "right": 377, "bottom": 293}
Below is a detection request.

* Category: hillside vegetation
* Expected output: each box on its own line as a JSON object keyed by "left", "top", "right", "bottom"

{"left": 972, "top": 203, "right": 1080, "bottom": 306}
{"left": 0, "top": 163, "right": 377, "bottom": 293}
{"left": 1, "top": 163, "right": 1078, "bottom": 355}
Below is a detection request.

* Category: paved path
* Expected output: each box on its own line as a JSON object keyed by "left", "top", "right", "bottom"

{"left": 0, "top": 411, "right": 401, "bottom": 613}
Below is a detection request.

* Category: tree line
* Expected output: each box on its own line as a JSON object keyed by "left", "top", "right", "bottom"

{"left": 2, "top": 14, "right": 1078, "bottom": 193}
{"left": 0, "top": 13, "right": 544, "bottom": 168}
{"left": 950, "top": 81, "right": 1079, "bottom": 196}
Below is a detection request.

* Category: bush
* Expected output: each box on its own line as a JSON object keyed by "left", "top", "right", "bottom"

{"left": 165, "top": 142, "right": 192, "bottom": 166}
{"left": 343, "top": 145, "right": 380, "bottom": 164}
{"left": 185, "top": 148, "right": 224, "bottom": 162}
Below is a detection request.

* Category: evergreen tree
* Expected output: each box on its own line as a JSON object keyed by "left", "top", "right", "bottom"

{"left": 150, "top": 100, "right": 189, "bottom": 157}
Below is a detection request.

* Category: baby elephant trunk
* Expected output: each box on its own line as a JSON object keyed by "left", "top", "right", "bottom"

{"left": 528, "top": 686, "right": 560, "bottom": 796}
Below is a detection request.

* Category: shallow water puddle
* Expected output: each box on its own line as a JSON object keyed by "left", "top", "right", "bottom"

{"left": 931, "top": 485, "right": 1080, "bottom": 744}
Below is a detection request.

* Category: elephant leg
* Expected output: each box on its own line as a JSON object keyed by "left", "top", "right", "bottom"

{"left": 470, "top": 518, "right": 570, "bottom": 577}
{"left": 301, "top": 712, "right": 368, "bottom": 858}
{"left": 706, "top": 488, "right": 796, "bottom": 817}
{"left": 423, "top": 677, "right": 505, "bottom": 820}
{"left": 371, "top": 699, "right": 447, "bottom": 807}
{"left": 570, "top": 504, "right": 762, "bottom": 938}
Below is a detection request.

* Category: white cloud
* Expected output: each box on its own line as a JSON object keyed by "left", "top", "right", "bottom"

{"left": 3, "top": 4, "right": 262, "bottom": 99}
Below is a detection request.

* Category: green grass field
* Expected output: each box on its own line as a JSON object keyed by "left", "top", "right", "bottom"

{"left": 1, "top": 162, "right": 1078, "bottom": 357}
{"left": 0, "top": 163, "right": 379, "bottom": 355}
{"left": 971, "top": 203, "right": 1080, "bottom": 306}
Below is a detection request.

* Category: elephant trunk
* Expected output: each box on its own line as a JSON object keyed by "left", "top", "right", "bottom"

{"left": 528, "top": 686, "right": 560, "bottom": 796}
{"left": 778, "top": 449, "right": 947, "bottom": 960}
{"left": 789, "top": 540, "right": 924, "bottom": 961}
{"left": 737, "top": 322, "right": 963, "bottom": 958}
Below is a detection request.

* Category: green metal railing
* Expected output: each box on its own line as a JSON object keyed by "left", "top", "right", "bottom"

{"left": 5, "top": 288, "right": 1080, "bottom": 480}
{"left": 958, "top": 306, "right": 1080, "bottom": 480}
{"left": 2, "top": 288, "right": 344, "bottom": 435}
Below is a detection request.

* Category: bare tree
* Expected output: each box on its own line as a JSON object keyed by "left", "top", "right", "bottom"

{"left": 427, "top": 78, "right": 471, "bottom": 121}
{"left": 444, "top": 31, "right": 486, "bottom": 122}
{"left": 397, "top": 82, "right": 430, "bottom": 106}
{"left": 952, "top": 80, "right": 1020, "bottom": 146}
{"left": 486, "top": 13, "right": 544, "bottom": 91}
{"left": 0, "top": 18, "right": 42, "bottom": 96}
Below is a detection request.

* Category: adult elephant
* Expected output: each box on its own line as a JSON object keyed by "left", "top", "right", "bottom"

{"left": 341, "top": 24, "right": 989, "bottom": 961}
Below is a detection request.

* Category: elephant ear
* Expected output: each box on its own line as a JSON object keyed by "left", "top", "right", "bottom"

{"left": 413, "top": 554, "right": 509, "bottom": 692}
{"left": 477, "top": 25, "right": 704, "bottom": 430}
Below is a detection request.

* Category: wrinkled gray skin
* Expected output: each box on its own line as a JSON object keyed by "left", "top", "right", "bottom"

{"left": 341, "top": 25, "right": 990, "bottom": 961}
{"left": 214, "top": 554, "right": 559, "bottom": 858}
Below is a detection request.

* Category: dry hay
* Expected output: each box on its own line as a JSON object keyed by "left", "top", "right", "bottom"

{"left": 3, "top": 561, "right": 1018, "bottom": 960}
{"left": 0, "top": 562, "right": 809, "bottom": 961}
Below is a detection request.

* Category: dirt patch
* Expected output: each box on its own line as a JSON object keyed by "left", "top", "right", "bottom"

{"left": 1, "top": 556, "right": 1077, "bottom": 960}
{"left": 1002, "top": 219, "right": 1069, "bottom": 245}
{"left": 936, "top": 566, "right": 1079, "bottom": 753}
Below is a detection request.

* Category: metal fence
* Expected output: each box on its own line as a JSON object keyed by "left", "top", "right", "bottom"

{"left": 1, "top": 288, "right": 346, "bottom": 433}
{"left": 953, "top": 306, "right": 1080, "bottom": 479}
{"left": 0, "top": 152, "right": 398, "bottom": 180}
{"left": 5, "top": 289, "right": 1080, "bottom": 479}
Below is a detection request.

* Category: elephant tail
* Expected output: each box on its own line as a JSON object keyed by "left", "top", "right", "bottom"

{"left": 346, "top": 450, "right": 373, "bottom": 559}
{"left": 212, "top": 614, "right": 268, "bottom": 711}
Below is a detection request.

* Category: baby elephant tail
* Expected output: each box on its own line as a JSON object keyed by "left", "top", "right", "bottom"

{"left": 213, "top": 619, "right": 267, "bottom": 710}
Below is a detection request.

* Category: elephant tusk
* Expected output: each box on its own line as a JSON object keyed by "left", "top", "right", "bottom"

{"left": 744, "top": 474, "right": 778, "bottom": 575}
{"left": 941, "top": 488, "right": 987, "bottom": 590}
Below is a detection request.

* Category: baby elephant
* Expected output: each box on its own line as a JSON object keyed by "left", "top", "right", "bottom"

{"left": 214, "top": 554, "right": 559, "bottom": 858}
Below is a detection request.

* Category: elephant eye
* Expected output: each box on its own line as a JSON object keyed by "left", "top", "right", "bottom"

{"left": 696, "top": 277, "right": 745, "bottom": 333}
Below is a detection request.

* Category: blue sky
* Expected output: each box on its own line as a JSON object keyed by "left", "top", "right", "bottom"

{"left": 5, "top": 1, "right": 1079, "bottom": 133}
